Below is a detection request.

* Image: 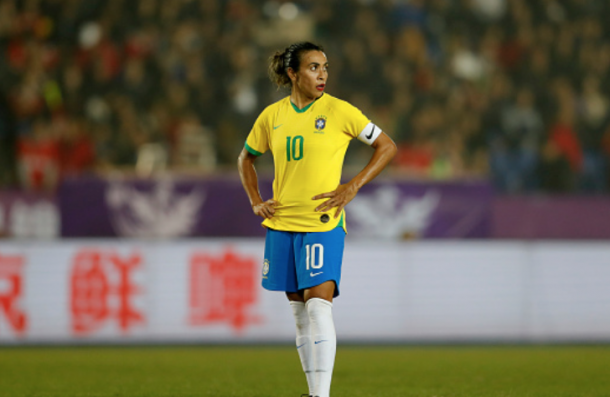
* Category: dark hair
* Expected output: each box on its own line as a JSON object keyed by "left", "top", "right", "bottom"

{"left": 268, "top": 42, "right": 325, "bottom": 88}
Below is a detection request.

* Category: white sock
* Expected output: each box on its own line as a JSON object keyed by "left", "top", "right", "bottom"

{"left": 306, "top": 298, "right": 336, "bottom": 397}
{"left": 290, "top": 301, "right": 315, "bottom": 395}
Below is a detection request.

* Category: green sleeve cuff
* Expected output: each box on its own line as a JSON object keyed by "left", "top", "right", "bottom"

{"left": 245, "top": 142, "right": 263, "bottom": 156}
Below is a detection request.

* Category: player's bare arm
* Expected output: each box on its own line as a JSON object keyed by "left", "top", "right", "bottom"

{"left": 313, "top": 132, "right": 397, "bottom": 218}
{"left": 237, "top": 148, "right": 279, "bottom": 219}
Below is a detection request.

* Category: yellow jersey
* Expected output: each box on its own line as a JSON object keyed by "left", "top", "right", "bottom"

{"left": 245, "top": 93, "right": 371, "bottom": 232}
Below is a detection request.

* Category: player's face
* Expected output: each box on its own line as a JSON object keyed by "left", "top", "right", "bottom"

{"left": 293, "top": 50, "right": 328, "bottom": 99}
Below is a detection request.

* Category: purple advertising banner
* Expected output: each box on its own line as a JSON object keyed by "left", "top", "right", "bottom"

{"left": 58, "top": 176, "right": 272, "bottom": 238}
{"left": 0, "top": 190, "right": 59, "bottom": 238}
{"left": 58, "top": 176, "right": 493, "bottom": 239}
{"left": 492, "top": 196, "right": 610, "bottom": 239}
{"left": 345, "top": 180, "right": 492, "bottom": 239}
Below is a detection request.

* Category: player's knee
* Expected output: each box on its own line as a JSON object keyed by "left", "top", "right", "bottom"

{"left": 286, "top": 291, "right": 304, "bottom": 302}
{"left": 304, "top": 281, "right": 335, "bottom": 302}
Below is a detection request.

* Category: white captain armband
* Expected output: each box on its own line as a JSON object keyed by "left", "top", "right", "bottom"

{"left": 357, "top": 122, "right": 382, "bottom": 145}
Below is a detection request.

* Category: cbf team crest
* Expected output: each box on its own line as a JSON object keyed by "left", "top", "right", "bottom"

{"left": 315, "top": 115, "right": 327, "bottom": 132}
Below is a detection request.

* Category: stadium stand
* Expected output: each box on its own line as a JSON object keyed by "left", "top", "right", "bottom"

{"left": 0, "top": 0, "right": 609, "bottom": 193}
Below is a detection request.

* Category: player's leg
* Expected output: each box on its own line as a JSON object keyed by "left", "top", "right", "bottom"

{"left": 287, "top": 280, "right": 337, "bottom": 397}
{"left": 288, "top": 233, "right": 315, "bottom": 396}
{"left": 265, "top": 230, "right": 312, "bottom": 396}
{"left": 298, "top": 227, "right": 346, "bottom": 397}
{"left": 288, "top": 291, "right": 315, "bottom": 396}
{"left": 304, "top": 284, "right": 336, "bottom": 397}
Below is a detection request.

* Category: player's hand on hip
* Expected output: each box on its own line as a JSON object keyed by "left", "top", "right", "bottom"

{"left": 253, "top": 199, "right": 279, "bottom": 219}
{"left": 312, "top": 183, "right": 359, "bottom": 218}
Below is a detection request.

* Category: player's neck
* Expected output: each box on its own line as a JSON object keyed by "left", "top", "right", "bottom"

{"left": 290, "top": 90, "right": 322, "bottom": 110}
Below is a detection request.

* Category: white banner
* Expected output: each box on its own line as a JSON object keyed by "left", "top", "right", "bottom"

{"left": 1, "top": 240, "right": 609, "bottom": 343}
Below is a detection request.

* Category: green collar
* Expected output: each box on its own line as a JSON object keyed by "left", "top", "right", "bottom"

{"left": 290, "top": 94, "right": 323, "bottom": 113}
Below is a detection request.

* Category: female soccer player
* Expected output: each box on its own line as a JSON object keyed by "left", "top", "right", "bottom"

{"left": 237, "top": 42, "right": 396, "bottom": 397}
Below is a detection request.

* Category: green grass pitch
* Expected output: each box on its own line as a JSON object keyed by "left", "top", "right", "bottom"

{"left": 1, "top": 345, "right": 609, "bottom": 397}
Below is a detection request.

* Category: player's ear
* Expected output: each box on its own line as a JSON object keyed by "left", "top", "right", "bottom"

{"left": 287, "top": 67, "right": 297, "bottom": 84}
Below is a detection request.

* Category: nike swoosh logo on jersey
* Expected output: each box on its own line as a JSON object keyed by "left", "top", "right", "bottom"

{"left": 314, "top": 340, "right": 328, "bottom": 344}
{"left": 310, "top": 271, "right": 323, "bottom": 277}
{"left": 365, "top": 125, "right": 375, "bottom": 140}
{"left": 273, "top": 124, "right": 283, "bottom": 129}
{"left": 297, "top": 343, "right": 306, "bottom": 349}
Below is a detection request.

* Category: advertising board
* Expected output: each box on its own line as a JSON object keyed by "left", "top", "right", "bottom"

{"left": 1, "top": 240, "right": 609, "bottom": 343}
{"left": 59, "top": 177, "right": 492, "bottom": 239}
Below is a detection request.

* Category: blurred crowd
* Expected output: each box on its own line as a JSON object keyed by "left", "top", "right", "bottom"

{"left": 1, "top": 0, "right": 610, "bottom": 193}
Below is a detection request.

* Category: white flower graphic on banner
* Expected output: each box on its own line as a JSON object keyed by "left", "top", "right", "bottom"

{"left": 349, "top": 186, "right": 440, "bottom": 239}
{"left": 105, "top": 180, "right": 205, "bottom": 238}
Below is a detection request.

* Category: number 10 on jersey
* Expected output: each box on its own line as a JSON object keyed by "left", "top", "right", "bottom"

{"left": 305, "top": 243, "right": 323, "bottom": 270}
{"left": 286, "top": 135, "right": 304, "bottom": 161}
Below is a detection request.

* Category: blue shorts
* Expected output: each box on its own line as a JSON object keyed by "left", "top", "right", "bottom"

{"left": 262, "top": 226, "right": 346, "bottom": 298}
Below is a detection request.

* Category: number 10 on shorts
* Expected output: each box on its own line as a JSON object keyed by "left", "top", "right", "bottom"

{"left": 305, "top": 244, "right": 324, "bottom": 270}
